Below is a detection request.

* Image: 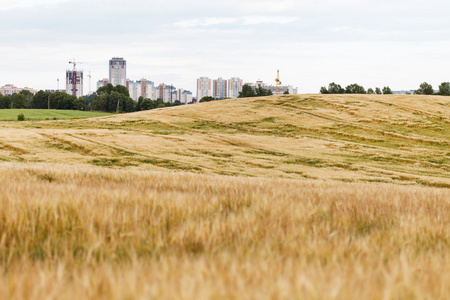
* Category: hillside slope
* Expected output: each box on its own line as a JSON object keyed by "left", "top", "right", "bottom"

{"left": 0, "top": 94, "right": 449, "bottom": 187}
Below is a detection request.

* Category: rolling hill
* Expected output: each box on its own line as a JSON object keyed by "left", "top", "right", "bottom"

{"left": 0, "top": 94, "right": 449, "bottom": 299}
{"left": 1, "top": 94, "right": 449, "bottom": 187}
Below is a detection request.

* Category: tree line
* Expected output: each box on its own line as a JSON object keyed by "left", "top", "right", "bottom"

{"left": 198, "top": 84, "right": 276, "bottom": 103}
{"left": 91, "top": 84, "right": 181, "bottom": 112}
{"left": 0, "top": 84, "right": 182, "bottom": 112}
{"left": 239, "top": 84, "right": 273, "bottom": 97}
{"left": 320, "top": 83, "right": 393, "bottom": 94}
{"left": 320, "top": 81, "right": 450, "bottom": 96}
{"left": 0, "top": 90, "right": 89, "bottom": 110}
{"left": 413, "top": 82, "right": 450, "bottom": 95}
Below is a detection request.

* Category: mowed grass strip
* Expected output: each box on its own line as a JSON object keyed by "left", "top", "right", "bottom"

{"left": 0, "top": 109, "right": 112, "bottom": 120}
{"left": 0, "top": 163, "right": 449, "bottom": 300}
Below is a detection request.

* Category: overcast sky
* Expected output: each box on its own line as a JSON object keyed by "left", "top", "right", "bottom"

{"left": 1, "top": 0, "right": 450, "bottom": 94}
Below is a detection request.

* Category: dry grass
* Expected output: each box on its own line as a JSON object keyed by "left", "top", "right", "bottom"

{"left": 0, "top": 94, "right": 449, "bottom": 299}
{"left": 0, "top": 163, "right": 448, "bottom": 299}
{"left": 0, "top": 94, "right": 449, "bottom": 187}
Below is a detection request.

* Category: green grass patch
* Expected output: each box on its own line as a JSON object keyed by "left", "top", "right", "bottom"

{"left": 285, "top": 157, "right": 328, "bottom": 167}
{"left": 90, "top": 158, "right": 136, "bottom": 167}
{"left": 140, "top": 158, "right": 201, "bottom": 171}
{"left": 244, "top": 149, "right": 288, "bottom": 157}
{"left": 0, "top": 109, "right": 112, "bottom": 121}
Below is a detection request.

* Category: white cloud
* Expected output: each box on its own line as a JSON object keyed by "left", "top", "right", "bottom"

{"left": 0, "top": 0, "right": 68, "bottom": 10}
{"left": 175, "top": 18, "right": 238, "bottom": 28}
{"left": 2, "top": 0, "right": 450, "bottom": 94}
{"left": 239, "top": 0, "right": 299, "bottom": 13}
{"left": 174, "top": 16, "right": 299, "bottom": 28}
{"left": 243, "top": 16, "right": 299, "bottom": 25}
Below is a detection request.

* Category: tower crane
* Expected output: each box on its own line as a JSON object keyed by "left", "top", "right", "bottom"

{"left": 275, "top": 69, "right": 282, "bottom": 95}
{"left": 87, "top": 71, "right": 92, "bottom": 95}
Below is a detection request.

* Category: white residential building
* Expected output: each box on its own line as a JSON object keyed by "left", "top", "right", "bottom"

{"left": 228, "top": 77, "right": 243, "bottom": 98}
{"left": 158, "top": 84, "right": 177, "bottom": 103}
{"left": 127, "top": 79, "right": 156, "bottom": 101}
{"left": 0, "top": 84, "right": 37, "bottom": 96}
{"left": 96, "top": 78, "right": 109, "bottom": 91}
{"left": 213, "top": 77, "right": 228, "bottom": 99}
{"left": 197, "top": 77, "right": 212, "bottom": 101}
{"left": 178, "top": 89, "right": 193, "bottom": 104}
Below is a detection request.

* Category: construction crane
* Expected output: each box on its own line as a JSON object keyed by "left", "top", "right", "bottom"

{"left": 87, "top": 71, "right": 92, "bottom": 95}
{"left": 275, "top": 69, "right": 282, "bottom": 95}
{"left": 68, "top": 58, "right": 83, "bottom": 97}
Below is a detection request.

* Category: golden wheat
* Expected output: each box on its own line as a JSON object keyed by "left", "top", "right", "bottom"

{"left": 0, "top": 94, "right": 449, "bottom": 299}
{"left": 0, "top": 163, "right": 448, "bottom": 299}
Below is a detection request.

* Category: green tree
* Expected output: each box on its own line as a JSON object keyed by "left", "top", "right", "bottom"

{"left": 375, "top": 87, "right": 382, "bottom": 95}
{"left": 140, "top": 98, "right": 154, "bottom": 110}
{"left": 92, "top": 85, "right": 136, "bottom": 113}
{"left": 382, "top": 86, "right": 393, "bottom": 94}
{"left": 239, "top": 84, "right": 256, "bottom": 98}
{"left": 200, "top": 96, "right": 215, "bottom": 102}
{"left": 32, "top": 90, "right": 50, "bottom": 109}
{"left": 97, "top": 83, "right": 114, "bottom": 96}
{"left": 109, "top": 91, "right": 123, "bottom": 112}
{"left": 319, "top": 86, "right": 329, "bottom": 94}
{"left": 414, "top": 82, "right": 434, "bottom": 95}
{"left": 327, "top": 82, "right": 345, "bottom": 94}
{"left": 0, "top": 94, "right": 7, "bottom": 109}
{"left": 73, "top": 97, "right": 89, "bottom": 110}
{"left": 367, "top": 88, "right": 374, "bottom": 94}
{"left": 113, "top": 85, "right": 130, "bottom": 97}
{"left": 136, "top": 96, "right": 144, "bottom": 111}
{"left": 123, "top": 97, "right": 136, "bottom": 112}
{"left": 255, "top": 87, "right": 272, "bottom": 96}
{"left": 283, "top": 90, "right": 289, "bottom": 95}
{"left": 1, "top": 95, "right": 11, "bottom": 109}
{"left": 438, "top": 82, "right": 450, "bottom": 96}
{"left": 345, "top": 83, "right": 366, "bottom": 94}
{"left": 12, "top": 94, "right": 26, "bottom": 108}
{"left": 91, "top": 94, "right": 109, "bottom": 112}
{"left": 20, "top": 90, "right": 34, "bottom": 108}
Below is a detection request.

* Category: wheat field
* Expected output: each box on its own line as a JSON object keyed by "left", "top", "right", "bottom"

{"left": 0, "top": 94, "right": 449, "bottom": 299}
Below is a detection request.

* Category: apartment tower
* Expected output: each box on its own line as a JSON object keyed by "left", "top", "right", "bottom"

{"left": 228, "top": 77, "right": 243, "bottom": 98}
{"left": 109, "top": 57, "right": 126, "bottom": 87}
{"left": 197, "top": 77, "right": 212, "bottom": 101}
{"left": 213, "top": 77, "right": 228, "bottom": 99}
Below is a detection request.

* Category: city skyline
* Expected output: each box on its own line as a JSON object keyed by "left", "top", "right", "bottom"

{"left": 1, "top": 0, "right": 450, "bottom": 94}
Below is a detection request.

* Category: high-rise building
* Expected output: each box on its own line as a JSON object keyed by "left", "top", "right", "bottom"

{"left": 128, "top": 79, "right": 156, "bottom": 101}
{"left": 178, "top": 89, "right": 193, "bottom": 104}
{"left": 109, "top": 57, "right": 126, "bottom": 87}
{"left": 96, "top": 78, "right": 109, "bottom": 91}
{"left": 66, "top": 70, "right": 83, "bottom": 98}
{"left": 197, "top": 77, "right": 212, "bottom": 101}
{"left": 158, "top": 84, "right": 166, "bottom": 101}
{"left": 157, "top": 84, "right": 176, "bottom": 103}
{"left": 213, "top": 78, "right": 228, "bottom": 99}
{"left": 228, "top": 77, "right": 243, "bottom": 98}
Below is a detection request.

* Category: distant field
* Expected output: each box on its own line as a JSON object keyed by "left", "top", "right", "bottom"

{"left": 0, "top": 109, "right": 112, "bottom": 120}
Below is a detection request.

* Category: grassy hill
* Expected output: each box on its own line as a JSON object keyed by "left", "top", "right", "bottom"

{"left": 0, "top": 109, "right": 112, "bottom": 121}
{"left": 1, "top": 94, "right": 449, "bottom": 187}
{"left": 0, "top": 94, "right": 449, "bottom": 299}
